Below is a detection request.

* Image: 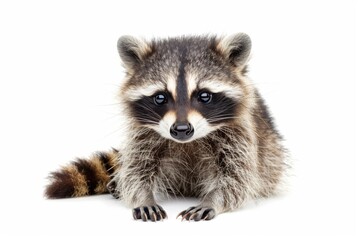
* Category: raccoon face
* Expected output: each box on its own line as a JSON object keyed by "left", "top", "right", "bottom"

{"left": 118, "top": 34, "right": 252, "bottom": 143}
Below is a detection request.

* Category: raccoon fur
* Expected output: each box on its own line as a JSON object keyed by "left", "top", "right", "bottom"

{"left": 45, "top": 33, "right": 287, "bottom": 222}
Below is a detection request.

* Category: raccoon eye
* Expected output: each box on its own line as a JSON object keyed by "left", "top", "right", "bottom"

{"left": 153, "top": 93, "right": 168, "bottom": 105}
{"left": 198, "top": 91, "right": 212, "bottom": 104}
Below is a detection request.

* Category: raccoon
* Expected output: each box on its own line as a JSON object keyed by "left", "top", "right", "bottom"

{"left": 45, "top": 33, "right": 287, "bottom": 222}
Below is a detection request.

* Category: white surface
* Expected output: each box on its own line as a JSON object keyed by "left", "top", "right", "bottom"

{"left": 0, "top": 0, "right": 358, "bottom": 239}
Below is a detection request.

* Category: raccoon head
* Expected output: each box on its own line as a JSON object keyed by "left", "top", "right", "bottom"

{"left": 118, "top": 33, "right": 252, "bottom": 143}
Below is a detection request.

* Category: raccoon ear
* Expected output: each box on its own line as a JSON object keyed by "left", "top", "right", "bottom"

{"left": 216, "top": 33, "right": 252, "bottom": 69}
{"left": 117, "top": 36, "right": 152, "bottom": 71}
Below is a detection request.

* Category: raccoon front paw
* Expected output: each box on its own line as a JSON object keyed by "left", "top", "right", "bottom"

{"left": 177, "top": 206, "right": 216, "bottom": 221}
{"left": 132, "top": 205, "right": 167, "bottom": 222}
{"left": 106, "top": 181, "right": 120, "bottom": 199}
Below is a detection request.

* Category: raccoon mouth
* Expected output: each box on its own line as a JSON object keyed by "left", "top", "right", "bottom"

{"left": 170, "top": 122, "right": 194, "bottom": 142}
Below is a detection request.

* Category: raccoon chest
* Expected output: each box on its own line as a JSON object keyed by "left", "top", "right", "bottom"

{"left": 157, "top": 156, "right": 200, "bottom": 197}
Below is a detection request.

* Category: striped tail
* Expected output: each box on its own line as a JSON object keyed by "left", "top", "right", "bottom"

{"left": 45, "top": 148, "right": 120, "bottom": 199}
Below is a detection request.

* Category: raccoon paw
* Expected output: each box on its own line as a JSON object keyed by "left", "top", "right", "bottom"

{"left": 132, "top": 205, "right": 167, "bottom": 222}
{"left": 106, "top": 181, "right": 120, "bottom": 199}
{"left": 177, "top": 206, "right": 216, "bottom": 221}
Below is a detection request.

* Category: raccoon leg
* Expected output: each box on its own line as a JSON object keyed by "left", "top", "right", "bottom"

{"left": 45, "top": 148, "right": 120, "bottom": 199}
{"left": 178, "top": 149, "right": 260, "bottom": 221}
{"left": 178, "top": 166, "right": 259, "bottom": 222}
{"left": 178, "top": 174, "right": 257, "bottom": 221}
{"left": 177, "top": 184, "right": 242, "bottom": 222}
{"left": 122, "top": 185, "right": 167, "bottom": 222}
{"left": 112, "top": 161, "right": 167, "bottom": 222}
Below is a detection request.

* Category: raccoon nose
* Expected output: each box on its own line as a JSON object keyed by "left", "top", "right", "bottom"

{"left": 170, "top": 122, "right": 194, "bottom": 141}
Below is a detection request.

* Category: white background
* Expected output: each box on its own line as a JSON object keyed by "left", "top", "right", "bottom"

{"left": 0, "top": 0, "right": 358, "bottom": 239}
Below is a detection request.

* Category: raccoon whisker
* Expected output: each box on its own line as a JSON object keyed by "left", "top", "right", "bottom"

{"left": 135, "top": 103, "right": 162, "bottom": 119}
{"left": 206, "top": 110, "right": 238, "bottom": 120}
{"left": 207, "top": 117, "right": 239, "bottom": 123}
{"left": 207, "top": 116, "right": 237, "bottom": 121}
{"left": 205, "top": 104, "right": 237, "bottom": 117}
{"left": 134, "top": 117, "right": 159, "bottom": 125}
{"left": 207, "top": 112, "right": 239, "bottom": 119}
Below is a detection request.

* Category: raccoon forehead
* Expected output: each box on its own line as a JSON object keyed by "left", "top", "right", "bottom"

{"left": 124, "top": 82, "right": 166, "bottom": 101}
{"left": 195, "top": 78, "right": 243, "bottom": 100}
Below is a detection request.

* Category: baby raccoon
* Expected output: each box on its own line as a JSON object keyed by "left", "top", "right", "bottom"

{"left": 45, "top": 33, "right": 287, "bottom": 222}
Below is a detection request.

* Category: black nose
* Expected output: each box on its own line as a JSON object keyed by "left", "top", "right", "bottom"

{"left": 170, "top": 122, "right": 194, "bottom": 141}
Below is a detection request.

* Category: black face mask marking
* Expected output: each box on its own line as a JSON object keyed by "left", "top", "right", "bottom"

{"left": 191, "top": 91, "right": 238, "bottom": 125}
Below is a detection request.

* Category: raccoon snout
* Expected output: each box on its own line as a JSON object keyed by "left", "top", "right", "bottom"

{"left": 170, "top": 122, "right": 194, "bottom": 141}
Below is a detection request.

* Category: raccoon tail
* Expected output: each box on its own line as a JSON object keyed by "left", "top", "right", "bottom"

{"left": 44, "top": 148, "right": 120, "bottom": 199}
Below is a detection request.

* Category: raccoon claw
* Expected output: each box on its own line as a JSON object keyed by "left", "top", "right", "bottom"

{"left": 132, "top": 205, "right": 167, "bottom": 222}
{"left": 106, "top": 181, "right": 120, "bottom": 199}
{"left": 177, "top": 206, "right": 216, "bottom": 221}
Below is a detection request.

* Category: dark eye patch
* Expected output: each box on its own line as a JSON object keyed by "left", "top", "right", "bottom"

{"left": 192, "top": 91, "right": 238, "bottom": 124}
{"left": 129, "top": 92, "right": 173, "bottom": 125}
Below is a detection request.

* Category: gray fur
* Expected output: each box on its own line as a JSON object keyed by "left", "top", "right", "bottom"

{"left": 109, "top": 33, "right": 287, "bottom": 221}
